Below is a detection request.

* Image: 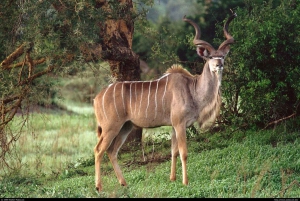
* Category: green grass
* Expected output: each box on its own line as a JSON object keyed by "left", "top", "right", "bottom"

{"left": 3, "top": 111, "right": 97, "bottom": 176}
{"left": 1, "top": 110, "right": 300, "bottom": 198}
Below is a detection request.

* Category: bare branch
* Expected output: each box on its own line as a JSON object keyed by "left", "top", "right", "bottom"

{"left": 18, "top": 65, "right": 55, "bottom": 86}
{"left": 1, "top": 95, "right": 21, "bottom": 105}
{"left": 263, "top": 113, "right": 297, "bottom": 130}
{"left": 0, "top": 43, "right": 25, "bottom": 69}
{"left": 4, "top": 57, "right": 46, "bottom": 70}
{"left": 0, "top": 89, "right": 25, "bottom": 127}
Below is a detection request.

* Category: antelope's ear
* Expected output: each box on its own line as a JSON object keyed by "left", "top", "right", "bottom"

{"left": 196, "top": 46, "right": 209, "bottom": 59}
{"left": 222, "top": 45, "right": 231, "bottom": 57}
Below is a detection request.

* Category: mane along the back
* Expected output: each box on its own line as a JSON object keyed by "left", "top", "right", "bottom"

{"left": 165, "top": 64, "right": 194, "bottom": 77}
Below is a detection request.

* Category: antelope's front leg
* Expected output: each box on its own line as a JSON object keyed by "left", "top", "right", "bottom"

{"left": 170, "top": 127, "right": 179, "bottom": 181}
{"left": 174, "top": 125, "right": 188, "bottom": 185}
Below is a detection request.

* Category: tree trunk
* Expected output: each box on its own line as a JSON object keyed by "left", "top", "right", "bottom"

{"left": 95, "top": 0, "right": 142, "bottom": 146}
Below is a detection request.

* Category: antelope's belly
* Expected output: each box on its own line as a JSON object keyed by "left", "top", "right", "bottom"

{"left": 130, "top": 116, "right": 172, "bottom": 128}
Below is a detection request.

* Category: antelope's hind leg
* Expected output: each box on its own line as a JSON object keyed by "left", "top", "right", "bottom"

{"left": 106, "top": 121, "right": 133, "bottom": 187}
{"left": 94, "top": 123, "right": 125, "bottom": 192}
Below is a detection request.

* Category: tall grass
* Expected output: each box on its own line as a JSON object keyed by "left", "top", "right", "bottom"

{"left": 3, "top": 111, "right": 97, "bottom": 177}
{"left": 1, "top": 111, "right": 300, "bottom": 197}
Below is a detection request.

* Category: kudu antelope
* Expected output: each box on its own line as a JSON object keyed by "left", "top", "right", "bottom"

{"left": 93, "top": 12, "right": 237, "bottom": 192}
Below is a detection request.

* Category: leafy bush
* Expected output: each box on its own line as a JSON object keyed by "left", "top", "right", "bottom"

{"left": 217, "top": 1, "right": 300, "bottom": 128}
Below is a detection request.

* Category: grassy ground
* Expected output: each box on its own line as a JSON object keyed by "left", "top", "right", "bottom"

{"left": 1, "top": 108, "right": 300, "bottom": 198}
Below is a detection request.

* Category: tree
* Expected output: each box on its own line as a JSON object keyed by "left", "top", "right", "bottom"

{"left": 0, "top": 0, "right": 150, "bottom": 171}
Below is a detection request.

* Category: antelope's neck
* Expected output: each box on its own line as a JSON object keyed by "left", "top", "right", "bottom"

{"left": 193, "top": 64, "right": 222, "bottom": 129}
{"left": 195, "top": 64, "right": 221, "bottom": 103}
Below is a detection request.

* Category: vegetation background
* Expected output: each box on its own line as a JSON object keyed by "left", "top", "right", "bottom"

{"left": 0, "top": 0, "right": 300, "bottom": 198}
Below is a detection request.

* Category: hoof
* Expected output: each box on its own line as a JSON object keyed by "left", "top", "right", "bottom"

{"left": 120, "top": 181, "right": 127, "bottom": 187}
{"left": 119, "top": 179, "right": 127, "bottom": 187}
{"left": 96, "top": 186, "right": 102, "bottom": 192}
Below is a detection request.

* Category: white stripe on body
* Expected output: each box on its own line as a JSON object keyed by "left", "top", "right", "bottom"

{"left": 113, "top": 83, "right": 120, "bottom": 120}
{"left": 134, "top": 83, "right": 137, "bottom": 115}
{"left": 138, "top": 82, "right": 144, "bottom": 116}
{"left": 121, "top": 83, "right": 126, "bottom": 115}
{"left": 154, "top": 79, "right": 159, "bottom": 118}
{"left": 162, "top": 75, "right": 169, "bottom": 114}
{"left": 130, "top": 82, "right": 133, "bottom": 115}
{"left": 102, "top": 84, "right": 113, "bottom": 120}
{"left": 146, "top": 81, "right": 152, "bottom": 118}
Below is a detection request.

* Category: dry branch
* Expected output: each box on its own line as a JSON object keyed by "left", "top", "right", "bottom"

{"left": 18, "top": 64, "right": 55, "bottom": 86}
{"left": 263, "top": 113, "right": 297, "bottom": 130}
{"left": 1, "top": 95, "right": 20, "bottom": 104}
{"left": 0, "top": 88, "right": 27, "bottom": 127}
{"left": 5, "top": 58, "right": 46, "bottom": 69}
{"left": 0, "top": 43, "right": 25, "bottom": 69}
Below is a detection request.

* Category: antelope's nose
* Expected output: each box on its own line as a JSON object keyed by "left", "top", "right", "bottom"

{"left": 216, "top": 60, "right": 223, "bottom": 68}
{"left": 215, "top": 63, "right": 223, "bottom": 72}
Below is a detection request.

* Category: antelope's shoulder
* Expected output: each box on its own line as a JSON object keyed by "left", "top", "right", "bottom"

{"left": 165, "top": 64, "right": 194, "bottom": 78}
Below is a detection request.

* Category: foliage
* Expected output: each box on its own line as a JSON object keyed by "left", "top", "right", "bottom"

{"left": 216, "top": 0, "right": 300, "bottom": 128}
{"left": 133, "top": 0, "right": 207, "bottom": 76}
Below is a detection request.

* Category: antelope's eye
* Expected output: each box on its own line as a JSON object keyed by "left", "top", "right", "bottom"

{"left": 209, "top": 56, "right": 213, "bottom": 59}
